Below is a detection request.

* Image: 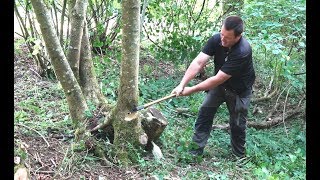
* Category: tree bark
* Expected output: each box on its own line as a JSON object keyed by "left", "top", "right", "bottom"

{"left": 111, "top": 0, "right": 144, "bottom": 165}
{"left": 67, "top": 0, "right": 88, "bottom": 82}
{"left": 79, "top": 20, "right": 109, "bottom": 108}
{"left": 30, "top": 0, "right": 88, "bottom": 125}
{"left": 15, "top": 1, "right": 49, "bottom": 77}
{"left": 59, "top": 0, "right": 68, "bottom": 44}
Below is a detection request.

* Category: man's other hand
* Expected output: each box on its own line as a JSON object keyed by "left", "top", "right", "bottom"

{"left": 171, "top": 85, "right": 184, "bottom": 96}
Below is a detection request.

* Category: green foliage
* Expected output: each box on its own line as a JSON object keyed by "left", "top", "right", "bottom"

{"left": 14, "top": 79, "right": 73, "bottom": 136}
{"left": 92, "top": 55, "right": 120, "bottom": 104}
{"left": 84, "top": 101, "right": 97, "bottom": 118}
{"left": 145, "top": 0, "right": 221, "bottom": 65}
{"left": 18, "top": 98, "right": 45, "bottom": 115}
{"left": 176, "top": 139, "right": 203, "bottom": 164}
{"left": 14, "top": 110, "right": 29, "bottom": 123}
{"left": 71, "top": 140, "right": 87, "bottom": 152}
{"left": 14, "top": 140, "right": 28, "bottom": 161}
{"left": 14, "top": 38, "right": 25, "bottom": 55}
{"left": 243, "top": 0, "right": 306, "bottom": 90}
{"left": 14, "top": 0, "right": 306, "bottom": 178}
{"left": 142, "top": 64, "right": 153, "bottom": 76}
{"left": 207, "top": 172, "right": 228, "bottom": 180}
{"left": 245, "top": 124, "right": 306, "bottom": 179}
{"left": 138, "top": 77, "right": 177, "bottom": 104}
{"left": 87, "top": 0, "right": 122, "bottom": 57}
{"left": 127, "top": 142, "right": 147, "bottom": 165}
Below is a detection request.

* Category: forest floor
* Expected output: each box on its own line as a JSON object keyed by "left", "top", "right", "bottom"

{"left": 14, "top": 38, "right": 305, "bottom": 180}
{"left": 13, "top": 40, "right": 149, "bottom": 179}
{"left": 14, "top": 39, "right": 202, "bottom": 180}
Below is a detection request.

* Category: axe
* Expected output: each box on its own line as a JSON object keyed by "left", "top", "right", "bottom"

{"left": 130, "top": 94, "right": 176, "bottom": 113}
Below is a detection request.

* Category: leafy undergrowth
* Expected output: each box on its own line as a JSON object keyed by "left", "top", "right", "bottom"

{"left": 14, "top": 41, "right": 305, "bottom": 179}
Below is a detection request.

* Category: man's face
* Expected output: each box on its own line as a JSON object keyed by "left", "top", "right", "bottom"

{"left": 220, "top": 25, "right": 241, "bottom": 48}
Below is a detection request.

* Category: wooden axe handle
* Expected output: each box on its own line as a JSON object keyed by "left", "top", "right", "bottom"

{"left": 143, "top": 94, "right": 176, "bottom": 108}
{"left": 132, "top": 94, "right": 176, "bottom": 112}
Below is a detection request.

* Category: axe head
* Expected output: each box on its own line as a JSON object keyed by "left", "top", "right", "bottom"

{"left": 129, "top": 105, "right": 144, "bottom": 114}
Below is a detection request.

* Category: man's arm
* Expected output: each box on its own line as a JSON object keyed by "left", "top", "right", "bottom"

{"left": 172, "top": 52, "right": 211, "bottom": 95}
{"left": 180, "top": 70, "right": 231, "bottom": 96}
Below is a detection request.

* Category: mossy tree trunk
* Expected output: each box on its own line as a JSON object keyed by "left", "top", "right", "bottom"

{"left": 68, "top": 0, "right": 109, "bottom": 108}
{"left": 31, "top": 0, "right": 162, "bottom": 166}
{"left": 30, "top": 0, "right": 88, "bottom": 125}
{"left": 30, "top": 0, "right": 108, "bottom": 126}
{"left": 111, "top": 0, "right": 146, "bottom": 165}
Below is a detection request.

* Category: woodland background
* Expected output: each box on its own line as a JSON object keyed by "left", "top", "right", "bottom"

{"left": 14, "top": 0, "right": 306, "bottom": 179}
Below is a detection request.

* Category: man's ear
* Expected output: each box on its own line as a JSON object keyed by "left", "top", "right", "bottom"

{"left": 235, "top": 34, "right": 242, "bottom": 40}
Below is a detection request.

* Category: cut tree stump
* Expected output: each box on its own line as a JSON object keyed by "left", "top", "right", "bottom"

{"left": 140, "top": 107, "right": 168, "bottom": 150}
{"left": 87, "top": 107, "right": 168, "bottom": 151}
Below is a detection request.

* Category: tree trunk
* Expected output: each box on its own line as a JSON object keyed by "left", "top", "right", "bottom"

{"left": 15, "top": 1, "right": 50, "bottom": 77}
{"left": 59, "top": 0, "right": 68, "bottom": 45}
{"left": 67, "top": 0, "right": 88, "bottom": 82}
{"left": 140, "top": 0, "right": 149, "bottom": 40}
{"left": 79, "top": 20, "right": 109, "bottom": 108}
{"left": 30, "top": 0, "right": 88, "bottom": 125}
{"left": 111, "top": 0, "right": 145, "bottom": 165}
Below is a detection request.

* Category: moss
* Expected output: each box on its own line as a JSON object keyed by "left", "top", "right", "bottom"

{"left": 111, "top": 107, "right": 146, "bottom": 165}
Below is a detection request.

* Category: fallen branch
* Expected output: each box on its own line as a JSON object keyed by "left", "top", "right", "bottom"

{"left": 90, "top": 115, "right": 112, "bottom": 132}
{"left": 266, "top": 85, "right": 288, "bottom": 120}
{"left": 33, "top": 170, "right": 55, "bottom": 174}
{"left": 282, "top": 86, "right": 292, "bottom": 137}
{"left": 251, "top": 89, "right": 278, "bottom": 103}
{"left": 212, "top": 108, "right": 304, "bottom": 130}
{"left": 264, "top": 76, "right": 274, "bottom": 97}
{"left": 29, "top": 68, "right": 42, "bottom": 79}
{"left": 16, "top": 123, "right": 50, "bottom": 147}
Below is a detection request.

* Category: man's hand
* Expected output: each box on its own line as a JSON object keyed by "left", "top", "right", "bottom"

{"left": 171, "top": 85, "right": 185, "bottom": 96}
{"left": 180, "top": 86, "right": 196, "bottom": 96}
{"left": 172, "top": 85, "right": 198, "bottom": 97}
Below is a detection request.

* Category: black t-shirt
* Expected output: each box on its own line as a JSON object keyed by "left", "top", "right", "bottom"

{"left": 202, "top": 33, "right": 255, "bottom": 95}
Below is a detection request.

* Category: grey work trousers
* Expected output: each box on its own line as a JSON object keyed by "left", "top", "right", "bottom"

{"left": 192, "top": 86, "right": 252, "bottom": 157}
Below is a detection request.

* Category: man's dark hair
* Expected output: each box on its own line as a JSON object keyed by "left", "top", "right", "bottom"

{"left": 223, "top": 16, "right": 244, "bottom": 37}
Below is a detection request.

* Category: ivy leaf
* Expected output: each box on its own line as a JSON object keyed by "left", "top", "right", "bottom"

{"left": 272, "top": 49, "right": 281, "bottom": 55}
{"left": 288, "top": 154, "right": 297, "bottom": 162}
{"left": 298, "top": 42, "right": 306, "bottom": 48}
